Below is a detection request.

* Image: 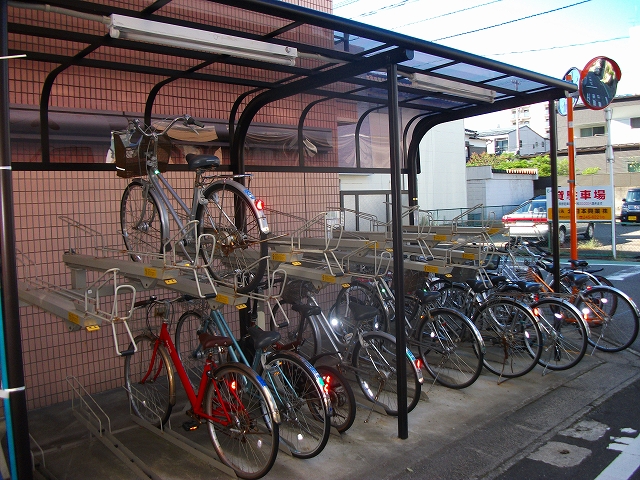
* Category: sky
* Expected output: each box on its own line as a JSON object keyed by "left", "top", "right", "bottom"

{"left": 333, "top": 0, "right": 640, "bottom": 131}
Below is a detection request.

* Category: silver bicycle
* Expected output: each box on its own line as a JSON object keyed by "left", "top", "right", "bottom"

{"left": 114, "top": 114, "right": 269, "bottom": 293}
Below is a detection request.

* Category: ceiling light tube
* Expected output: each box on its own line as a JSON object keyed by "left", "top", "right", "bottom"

{"left": 408, "top": 73, "right": 495, "bottom": 103}
{"left": 109, "top": 14, "right": 298, "bottom": 66}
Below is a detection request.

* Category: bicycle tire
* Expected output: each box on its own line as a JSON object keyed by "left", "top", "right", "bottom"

{"left": 435, "top": 283, "right": 470, "bottom": 315}
{"left": 314, "top": 365, "right": 356, "bottom": 433}
{"left": 351, "top": 331, "right": 422, "bottom": 415}
{"left": 531, "top": 297, "right": 588, "bottom": 371}
{"left": 473, "top": 298, "right": 542, "bottom": 378}
{"left": 120, "top": 179, "right": 166, "bottom": 261}
{"left": 124, "top": 334, "right": 175, "bottom": 427}
{"left": 205, "top": 362, "right": 279, "bottom": 480}
{"left": 416, "top": 307, "right": 484, "bottom": 389}
{"left": 270, "top": 301, "right": 322, "bottom": 359}
{"left": 576, "top": 286, "right": 640, "bottom": 352}
{"left": 196, "top": 182, "right": 267, "bottom": 293}
{"left": 263, "top": 352, "right": 330, "bottom": 459}
{"left": 175, "top": 310, "right": 221, "bottom": 387}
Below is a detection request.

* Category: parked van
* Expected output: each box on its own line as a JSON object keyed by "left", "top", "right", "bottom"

{"left": 620, "top": 188, "right": 640, "bottom": 224}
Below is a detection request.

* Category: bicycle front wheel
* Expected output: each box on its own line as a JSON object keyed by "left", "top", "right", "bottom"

{"left": 416, "top": 308, "right": 484, "bottom": 389}
{"left": 205, "top": 363, "right": 279, "bottom": 480}
{"left": 532, "top": 297, "right": 588, "bottom": 371}
{"left": 314, "top": 365, "right": 356, "bottom": 433}
{"left": 352, "top": 331, "right": 422, "bottom": 415}
{"left": 120, "top": 179, "right": 166, "bottom": 261}
{"left": 473, "top": 298, "right": 542, "bottom": 378}
{"left": 576, "top": 286, "right": 640, "bottom": 352}
{"left": 197, "top": 182, "right": 267, "bottom": 293}
{"left": 263, "top": 352, "right": 330, "bottom": 459}
{"left": 123, "top": 334, "right": 175, "bottom": 427}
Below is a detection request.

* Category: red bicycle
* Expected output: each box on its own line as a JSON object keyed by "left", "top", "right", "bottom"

{"left": 124, "top": 296, "right": 280, "bottom": 479}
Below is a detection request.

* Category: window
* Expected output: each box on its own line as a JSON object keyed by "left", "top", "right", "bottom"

{"left": 631, "top": 117, "right": 640, "bottom": 129}
{"left": 495, "top": 139, "right": 508, "bottom": 154}
{"left": 579, "top": 125, "right": 606, "bottom": 137}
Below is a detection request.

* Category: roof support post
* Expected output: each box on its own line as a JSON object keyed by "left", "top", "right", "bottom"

{"left": 387, "top": 62, "right": 408, "bottom": 440}
{"left": 231, "top": 47, "right": 414, "bottom": 175}
{"left": 548, "top": 100, "right": 561, "bottom": 290}
{"left": 0, "top": 1, "right": 32, "bottom": 477}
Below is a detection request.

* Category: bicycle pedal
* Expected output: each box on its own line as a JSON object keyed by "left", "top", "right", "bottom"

{"left": 182, "top": 420, "right": 200, "bottom": 431}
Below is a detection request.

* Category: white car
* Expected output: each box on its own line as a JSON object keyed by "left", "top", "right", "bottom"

{"left": 502, "top": 196, "right": 595, "bottom": 244}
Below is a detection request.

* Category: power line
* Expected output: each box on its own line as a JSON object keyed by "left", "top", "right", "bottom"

{"left": 333, "top": 0, "right": 360, "bottom": 9}
{"left": 432, "top": 0, "right": 592, "bottom": 41}
{"left": 491, "top": 36, "right": 629, "bottom": 56}
{"left": 395, "top": 0, "right": 504, "bottom": 29}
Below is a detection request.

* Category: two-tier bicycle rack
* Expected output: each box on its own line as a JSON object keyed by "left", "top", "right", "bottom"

{"left": 17, "top": 204, "right": 501, "bottom": 477}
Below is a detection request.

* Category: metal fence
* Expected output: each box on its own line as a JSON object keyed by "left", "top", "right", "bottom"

{"left": 339, "top": 191, "right": 640, "bottom": 259}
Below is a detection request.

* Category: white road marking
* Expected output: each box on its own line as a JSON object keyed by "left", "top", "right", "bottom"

{"left": 595, "top": 432, "right": 640, "bottom": 480}
{"left": 605, "top": 268, "right": 640, "bottom": 281}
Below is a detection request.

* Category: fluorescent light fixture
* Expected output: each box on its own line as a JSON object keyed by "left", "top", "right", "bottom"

{"left": 408, "top": 73, "right": 495, "bottom": 103}
{"left": 109, "top": 14, "right": 298, "bottom": 66}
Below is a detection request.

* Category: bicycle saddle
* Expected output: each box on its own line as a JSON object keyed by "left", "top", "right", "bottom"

{"left": 247, "top": 325, "right": 281, "bottom": 350}
{"left": 345, "top": 302, "right": 380, "bottom": 323}
{"left": 414, "top": 289, "right": 441, "bottom": 305}
{"left": 292, "top": 303, "right": 322, "bottom": 317}
{"left": 198, "top": 332, "right": 234, "bottom": 349}
{"left": 185, "top": 153, "right": 220, "bottom": 170}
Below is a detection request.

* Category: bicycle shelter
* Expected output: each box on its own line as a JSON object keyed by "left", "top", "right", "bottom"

{"left": 0, "top": 0, "right": 576, "bottom": 477}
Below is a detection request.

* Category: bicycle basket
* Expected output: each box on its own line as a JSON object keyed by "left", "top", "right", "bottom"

{"left": 112, "top": 130, "right": 171, "bottom": 178}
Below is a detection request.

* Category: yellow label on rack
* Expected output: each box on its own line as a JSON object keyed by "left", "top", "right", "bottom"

{"left": 236, "top": 303, "right": 247, "bottom": 310}
{"left": 341, "top": 283, "right": 351, "bottom": 288}
{"left": 321, "top": 274, "right": 336, "bottom": 283}
{"left": 386, "top": 248, "right": 393, "bottom": 253}
{"left": 86, "top": 325, "right": 100, "bottom": 332}
{"left": 292, "top": 261, "right": 302, "bottom": 266}
{"left": 271, "top": 253, "right": 287, "bottom": 262}
{"left": 216, "top": 294, "right": 229, "bottom": 304}
{"left": 144, "top": 268, "right": 157, "bottom": 278}
{"left": 164, "top": 278, "right": 177, "bottom": 285}
{"left": 367, "top": 242, "right": 379, "bottom": 249}
{"left": 433, "top": 235, "right": 447, "bottom": 241}
{"left": 462, "top": 253, "right": 476, "bottom": 260}
{"left": 424, "top": 265, "right": 439, "bottom": 273}
{"left": 68, "top": 312, "right": 80, "bottom": 325}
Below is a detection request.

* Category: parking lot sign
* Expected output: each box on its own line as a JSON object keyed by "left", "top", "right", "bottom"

{"left": 545, "top": 186, "right": 613, "bottom": 221}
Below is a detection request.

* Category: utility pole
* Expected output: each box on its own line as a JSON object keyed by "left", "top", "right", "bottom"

{"left": 605, "top": 106, "right": 616, "bottom": 259}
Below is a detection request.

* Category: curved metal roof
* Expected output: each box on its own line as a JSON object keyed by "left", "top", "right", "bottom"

{"left": 6, "top": 0, "right": 576, "bottom": 172}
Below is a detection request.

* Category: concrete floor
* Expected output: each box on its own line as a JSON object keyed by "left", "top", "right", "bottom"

{"left": 20, "top": 345, "right": 640, "bottom": 480}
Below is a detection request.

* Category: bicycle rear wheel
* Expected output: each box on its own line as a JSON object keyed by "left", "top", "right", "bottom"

{"left": 352, "top": 331, "right": 422, "bottom": 415}
{"left": 270, "top": 301, "right": 322, "bottom": 359}
{"left": 124, "top": 334, "right": 175, "bottom": 427}
{"left": 531, "top": 297, "right": 588, "bottom": 371}
{"left": 314, "top": 365, "right": 356, "bottom": 433}
{"left": 416, "top": 308, "right": 484, "bottom": 389}
{"left": 473, "top": 298, "right": 542, "bottom": 378}
{"left": 263, "top": 352, "right": 330, "bottom": 459}
{"left": 120, "top": 179, "right": 166, "bottom": 261}
{"left": 196, "top": 182, "right": 267, "bottom": 293}
{"left": 576, "top": 286, "right": 640, "bottom": 352}
{"left": 205, "top": 363, "right": 279, "bottom": 480}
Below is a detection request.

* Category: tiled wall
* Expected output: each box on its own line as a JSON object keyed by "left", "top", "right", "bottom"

{"left": 6, "top": 0, "right": 341, "bottom": 410}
